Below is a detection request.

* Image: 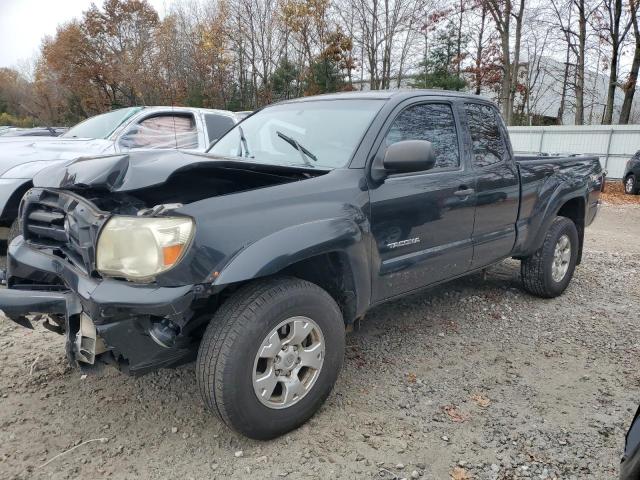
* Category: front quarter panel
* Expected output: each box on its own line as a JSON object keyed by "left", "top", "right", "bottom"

{"left": 212, "top": 217, "right": 364, "bottom": 284}
{"left": 156, "top": 169, "right": 372, "bottom": 299}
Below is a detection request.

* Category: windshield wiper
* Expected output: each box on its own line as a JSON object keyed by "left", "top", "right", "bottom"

{"left": 236, "top": 125, "right": 251, "bottom": 157}
{"left": 276, "top": 131, "right": 317, "bottom": 167}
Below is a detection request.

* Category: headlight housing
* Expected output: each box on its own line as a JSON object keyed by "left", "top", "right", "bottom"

{"left": 96, "top": 216, "right": 194, "bottom": 282}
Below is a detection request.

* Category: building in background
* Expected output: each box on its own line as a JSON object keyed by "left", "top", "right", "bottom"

{"left": 352, "top": 55, "right": 633, "bottom": 126}
{"left": 514, "top": 56, "right": 629, "bottom": 126}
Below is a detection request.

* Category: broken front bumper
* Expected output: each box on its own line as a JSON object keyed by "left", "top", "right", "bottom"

{"left": 1, "top": 237, "right": 199, "bottom": 375}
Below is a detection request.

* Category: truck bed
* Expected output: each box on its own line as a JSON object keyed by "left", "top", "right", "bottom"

{"left": 512, "top": 153, "right": 604, "bottom": 258}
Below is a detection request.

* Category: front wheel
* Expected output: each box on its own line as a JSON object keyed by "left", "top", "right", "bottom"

{"left": 521, "top": 216, "right": 579, "bottom": 298}
{"left": 196, "top": 277, "right": 345, "bottom": 439}
{"left": 625, "top": 175, "right": 638, "bottom": 195}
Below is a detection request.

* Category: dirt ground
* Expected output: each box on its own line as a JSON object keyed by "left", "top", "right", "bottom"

{"left": 601, "top": 181, "right": 640, "bottom": 206}
{"left": 1, "top": 204, "right": 639, "bottom": 480}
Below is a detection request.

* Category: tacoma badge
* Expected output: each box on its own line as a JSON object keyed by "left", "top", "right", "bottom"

{"left": 387, "top": 237, "right": 421, "bottom": 249}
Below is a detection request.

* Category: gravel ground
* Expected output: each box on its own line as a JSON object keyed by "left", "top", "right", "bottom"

{"left": 1, "top": 204, "right": 639, "bottom": 480}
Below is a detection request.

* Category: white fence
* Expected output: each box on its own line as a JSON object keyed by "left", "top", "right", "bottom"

{"left": 507, "top": 125, "right": 640, "bottom": 179}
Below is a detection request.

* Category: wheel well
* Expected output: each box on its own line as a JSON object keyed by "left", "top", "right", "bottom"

{"left": 557, "top": 197, "right": 585, "bottom": 264}
{"left": 279, "top": 252, "right": 358, "bottom": 325}
{"left": 0, "top": 181, "right": 32, "bottom": 228}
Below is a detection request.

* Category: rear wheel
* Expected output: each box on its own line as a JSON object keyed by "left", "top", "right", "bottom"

{"left": 521, "top": 216, "right": 579, "bottom": 298}
{"left": 196, "top": 277, "right": 345, "bottom": 439}
{"left": 625, "top": 174, "right": 638, "bottom": 195}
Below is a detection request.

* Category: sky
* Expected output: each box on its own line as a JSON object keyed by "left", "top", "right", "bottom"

{"left": 0, "top": 0, "right": 174, "bottom": 69}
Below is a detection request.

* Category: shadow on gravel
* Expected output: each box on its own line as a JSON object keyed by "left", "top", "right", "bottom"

{"left": 352, "top": 260, "right": 523, "bottom": 336}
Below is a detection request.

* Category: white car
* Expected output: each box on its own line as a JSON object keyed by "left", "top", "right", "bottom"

{"left": 0, "top": 106, "right": 239, "bottom": 238}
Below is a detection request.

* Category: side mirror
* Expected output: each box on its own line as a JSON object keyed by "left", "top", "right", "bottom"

{"left": 383, "top": 140, "right": 436, "bottom": 173}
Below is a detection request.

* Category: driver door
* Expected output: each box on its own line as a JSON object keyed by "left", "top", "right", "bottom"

{"left": 368, "top": 100, "right": 476, "bottom": 302}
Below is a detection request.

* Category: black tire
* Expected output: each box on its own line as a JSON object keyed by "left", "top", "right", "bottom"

{"left": 196, "top": 276, "right": 345, "bottom": 440}
{"left": 625, "top": 174, "right": 639, "bottom": 195}
{"left": 521, "top": 216, "right": 579, "bottom": 298}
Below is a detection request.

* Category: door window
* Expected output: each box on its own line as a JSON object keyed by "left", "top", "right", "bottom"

{"left": 464, "top": 103, "right": 508, "bottom": 168}
{"left": 204, "top": 114, "right": 236, "bottom": 143}
{"left": 384, "top": 103, "right": 460, "bottom": 169}
{"left": 119, "top": 114, "right": 198, "bottom": 150}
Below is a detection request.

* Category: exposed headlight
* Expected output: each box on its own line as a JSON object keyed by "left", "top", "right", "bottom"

{"left": 97, "top": 216, "right": 194, "bottom": 282}
{"left": 1, "top": 161, "right": 53, "bottom": 178}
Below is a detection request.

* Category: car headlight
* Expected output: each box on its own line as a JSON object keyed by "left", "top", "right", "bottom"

{"left": 1, "top": 161, "right": 54, "bottom": 179}
{"left": 97, "top": 216, "right": 194, "bottom": 282}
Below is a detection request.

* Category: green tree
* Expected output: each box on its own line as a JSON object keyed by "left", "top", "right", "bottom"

{"left": 272, "top": 58, "right": 300, "bottom": 100}
{"left": 305, "top": 29, "right": 355, "bottom": 94}
{"left": 412, "top": 20, "right": 467, "bottom": 91}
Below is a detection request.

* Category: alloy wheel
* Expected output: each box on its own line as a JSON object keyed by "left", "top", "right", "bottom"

{"left": 626, "top": 177, "right": 635, "bottom": 194}
{"left": 252, "top": 316, "right": 325, "bottom": 409}
{"left": 551, "top": 234, "right": 571, "bottom": 282}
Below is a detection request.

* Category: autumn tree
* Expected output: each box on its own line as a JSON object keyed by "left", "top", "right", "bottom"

{"left": 5, "top": 0, "right": 640, "bottom": 127}
{"left": 306, "top": 29, "right": 355, "bottom": 94}
{"left": 0, "top": 68, "right": 32, "bottom": 118}
{"left": 484, "top": 0, "right": 526, "bottom": 125}
{"left": 464, "top": 0, "right": 502, "bottom": 95}
{"left": 41, "top": 21, "right": 99, "bottom": 114}
{"left": 156, "top": 1, "right": 232, "bottom": 108}
{"left": 41, "top": 0, "right": 160, "bottom": 113}
{"left": 596, "top": 0, "right": 633, "bottom": 124}
{"left": 337, "top": 0, "right": 422, "bottom": 90}
{"left": 82, "top": 0, "right": 160, "bottom": 106}
{"left": 515, "top": 14, "right": 551, "bottom": 125}
{"left": 620, "top": 0, "right": 640, "bottom": 123}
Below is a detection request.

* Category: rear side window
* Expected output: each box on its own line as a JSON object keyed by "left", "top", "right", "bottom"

{"left": 464, "top": 103, "right": 507, "bottom": 168}
{"left": 384, "top": 103, "right": 460, "bottom": 169}
{"left": 205, "top": 114, "right": 236, "bottom": 143}
{"left": 119, "top": 114, "right": 198, "bottom": 150}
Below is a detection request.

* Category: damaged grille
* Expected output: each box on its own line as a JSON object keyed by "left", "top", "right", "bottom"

{"left": 20, "top": 188, "right": 108, "bottom": 273}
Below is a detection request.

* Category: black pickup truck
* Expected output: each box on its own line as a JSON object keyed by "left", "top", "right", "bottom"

{"left": 0, "top": 91, "right": 604, "bottom": 439}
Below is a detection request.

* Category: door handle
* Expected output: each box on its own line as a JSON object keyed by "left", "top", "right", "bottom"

{"left": 454, "top": 188, "right": 475, "bottom": 197}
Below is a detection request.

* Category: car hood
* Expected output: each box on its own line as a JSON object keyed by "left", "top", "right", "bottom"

{"left": 0, "top": 137, "right": 114, "bottom": 176}
{"left": 32, "top": 150, "right": 317, "bottom": 192}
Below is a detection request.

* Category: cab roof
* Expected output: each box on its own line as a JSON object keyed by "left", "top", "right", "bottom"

{"left": 281, "top": 89, "right": 492, "bottom": 104}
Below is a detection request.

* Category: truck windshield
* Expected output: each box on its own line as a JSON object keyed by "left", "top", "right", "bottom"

{"left": 63, "top": 107, "right": 143, "bottom": 139}
{"left": 208, "top": 99, "right": 384, "bottom": 169}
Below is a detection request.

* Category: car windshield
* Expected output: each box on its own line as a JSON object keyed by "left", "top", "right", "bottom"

{"left": 63, "top": 107, "right": 143, "bottom": 139}
{"left": 208, "top": 99, "right": 384, "bottom": 169}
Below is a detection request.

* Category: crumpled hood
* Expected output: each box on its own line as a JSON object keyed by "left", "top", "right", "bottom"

{"left": 0, "top": 137, "right": 114, "bottom": 176}
{"left": 32, "top": 149, "right": 315, "bottom": 192}
{"left": 33, "top": 150, "right": 223, "bottom": 191}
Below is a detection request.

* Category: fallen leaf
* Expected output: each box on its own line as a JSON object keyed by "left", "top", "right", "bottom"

{"left": 451, "top": 466, "right": 472, "bottom": 480}
{"left": 471, "top": 394, "right": 490, "bottom": 408}
{"left": 601, "top": 181, "right": 640, "bottom": 205}
{"left": 442, "top": 405, "right": 469, "bottom": 423}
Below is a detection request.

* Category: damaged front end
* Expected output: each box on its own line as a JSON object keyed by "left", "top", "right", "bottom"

{"left": 0, "top": 150, "right": 324, "bottom": 374}
{"left": 1, "top": 187, "right": 203, "bottom": 374}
